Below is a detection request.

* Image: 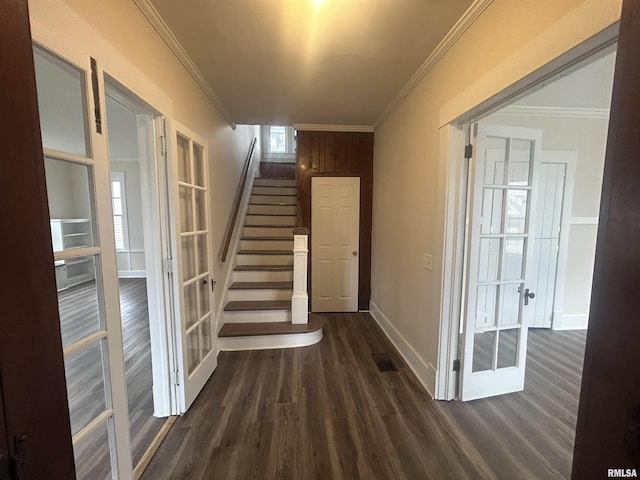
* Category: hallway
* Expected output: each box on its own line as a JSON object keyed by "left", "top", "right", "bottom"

{"left": 141, "top": 313, "right": 585, "bottom": 479}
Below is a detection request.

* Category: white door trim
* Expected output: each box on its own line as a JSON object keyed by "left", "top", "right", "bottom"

{"left": 434, "top": 25, "right": 618, "bottom": 401}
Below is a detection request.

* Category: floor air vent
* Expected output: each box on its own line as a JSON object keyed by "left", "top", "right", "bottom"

{"left": 371, "top": 353, "right": 398, "bottom": 372}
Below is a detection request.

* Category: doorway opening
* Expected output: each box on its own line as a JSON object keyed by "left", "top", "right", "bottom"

{"left": 437, "top": 34, "right": 617, "bottom": 479}
{"left": 104, "top": 80, "right": 171, "bottom": 471}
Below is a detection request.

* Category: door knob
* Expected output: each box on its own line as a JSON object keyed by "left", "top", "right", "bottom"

{"left": 524, "top": 288, "right": 536, "bottom": 306}
{"left": 352, "top": 251, "right": 358, "bottom": 256}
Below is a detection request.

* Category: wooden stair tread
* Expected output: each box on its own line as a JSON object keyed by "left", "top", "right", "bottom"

{"left": 255, "top": 176, "right": 295, "bottom": 180}
{"left": 234, "top": 264, "right": 293, "bottom": 271}
{"left": 246, "top": 213, "right": 297, "bottom": 217}
{"left": 230, "top": 281, "right": 293, "bottom": 290}
{"left": 251, "top": 192, "right": 296, "bottom": 197}
{"left": 244, "top": 224, "right": 297, "bottom": 228}
{"left": 218, "top": 314, "right": 326, "bottom": 337}
{"left": 237, "top": 250, "right": 293, "bottom": 255}
{"left": 250, "top": 202, "right": 297, "bottom": 206}
{"left": 241, "top": 236, "right": 293, "bottom": 241}
{"left": 252, "top": 184, "right": 296, "bottom": 188}
{"left": 224, "top": 300, "right": 291, "bottom": 311}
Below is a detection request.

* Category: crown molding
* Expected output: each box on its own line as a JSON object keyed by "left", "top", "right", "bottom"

{"left": 374, "top": 0, "right": 494, "bottom": 129}
{"left": 133, "top": 0, "right": 236, "bottom": 129}
{"left": 293, "top": 124, "right": 374, "bottom": 133}
{"left": 496, "top": 105, "right": 610, "bottom": 119}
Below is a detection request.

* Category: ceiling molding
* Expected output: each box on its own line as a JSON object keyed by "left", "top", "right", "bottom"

{"left": 133, "top": 0, "right": 237, "bottom": 129}
{"left": 293, "top": 124, "right": 374, "bottom": 133}
{"left": 497, "top": 105, "right": 610, "bottom": 119}
{"left": 374, "top": 0, "right": 494, "bottom": 129}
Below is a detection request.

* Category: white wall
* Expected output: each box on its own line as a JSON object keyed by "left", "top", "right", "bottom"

{"left": 45, "top": 158, "right": 91, "bottom": 220}
{"left": 371, "top": 0, "right": 621, "bottom": 396}
{"left": 29, "top": 0, "right": 260, "bottom": 335}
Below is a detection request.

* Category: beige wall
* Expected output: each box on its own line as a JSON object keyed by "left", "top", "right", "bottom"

{"left": 29, "top": 0, "right": 260, "bottom": 327}
{"left": 371, "top": 0, "right": 621, "bottom": 395}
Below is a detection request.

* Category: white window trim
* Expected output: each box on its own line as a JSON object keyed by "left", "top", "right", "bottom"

{"left": 261, "top": 125, "right": 296, "bottom": 161}
{"left": 111, "top": 171, "right": 129, "bottom": 252}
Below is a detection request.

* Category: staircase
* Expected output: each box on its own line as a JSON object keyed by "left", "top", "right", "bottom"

{"left": 218, "top": 176, "right": 325, "bottom": 350}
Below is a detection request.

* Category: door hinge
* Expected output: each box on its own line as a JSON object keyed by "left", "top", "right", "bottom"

{"left": 170, "top": 371, "right": 180, "bottom": 386}
{"left": 163, "top": 258, "right": 174, "bottom": 275}
{"left": 453, "top": 359, "right": 461, "bottom": 372}
{"left": 464, "top": 144, "right": 473, "bottom": 159}
{"left": 159, "top": 134, "right": 167, "bottom": 157}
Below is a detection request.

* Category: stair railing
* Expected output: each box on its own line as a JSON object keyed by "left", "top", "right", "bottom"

{"left": 219, "top": 137, "right": 257, "bottom": 263}
{"left": 292, "top": 197, "right": 309, "bottom": 324}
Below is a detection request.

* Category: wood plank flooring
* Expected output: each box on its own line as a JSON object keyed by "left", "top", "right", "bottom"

{"left": 58, "top": 278, "right": 165, "bottom": 477}
{"left": 142, "top": 313, "right": 586, "bottom": 480}
{"left": 437, "top": 328, "right": 587, "bottom": 480}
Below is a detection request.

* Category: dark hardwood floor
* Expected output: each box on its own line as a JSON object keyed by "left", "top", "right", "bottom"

{"left": 438, "top": 328, "right": 587, "bottom": 480}
{"left": 142, "top": 314, "right": 586, "bottom": 480}
{"left": 58, "top": 278, "right": 166, "bottom": 477}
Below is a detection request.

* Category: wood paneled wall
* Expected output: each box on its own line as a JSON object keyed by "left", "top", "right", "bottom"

{"left": 296, "top": 131, "right": 374, "bottom": 310}
{"left": 259, "top": 161, "right": 296, "bottom": 179}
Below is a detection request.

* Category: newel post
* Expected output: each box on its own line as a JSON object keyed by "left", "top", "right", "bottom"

{"left": 292, "top": 227, "right": 309, "bottom": 324}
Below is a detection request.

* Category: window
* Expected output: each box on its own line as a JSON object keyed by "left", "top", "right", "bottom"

{"left": 262, "top": 125, "right": 296, "bottom": 156}
{"left": 269, "top": 126, "right": 287, "bottom": 152}
{"left": 111, "top": 172, "right": 128, "bottom": 251}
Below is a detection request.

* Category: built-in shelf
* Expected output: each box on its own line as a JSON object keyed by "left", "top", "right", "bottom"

{"left": 50, "top": 219, "right": 95, "bottom": 291}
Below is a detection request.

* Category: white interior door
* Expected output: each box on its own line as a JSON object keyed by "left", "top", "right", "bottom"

{"left": 460, "top": 123, "right": 543, "bottom": 401}
{"left": 311, "top": 177, "right": 360, "bottom": 312}
{"left": 170, "top": 123, "right": 216, "bottom": 413}
{"left": 524, "top": 156, "right": 569, "bottom": 328}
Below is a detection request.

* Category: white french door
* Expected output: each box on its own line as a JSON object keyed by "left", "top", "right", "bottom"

{"left": 460, "top": 124, "right": 543, "bottom": 401}
{"left": 169, "top": 123, "right": 216, "bottom": 413}
{"left": 33, "top": 43, "right": 132, "bottom": 477}
{"left": 311, "top": 177, "right": 360, "bottom": 312}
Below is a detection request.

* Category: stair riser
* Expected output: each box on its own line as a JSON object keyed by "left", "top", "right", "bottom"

{"left": 252, "top": 186, "right": 297, "bottom": 195}
{"left": 218, "top": 330, "right": 323, "bottom": 351}
{"left": 223, "top": 310, "right": 291, "bottom": 323}
{"left": 240, "top": 239, "right": 293, "bottom": 250}
{"left": 248, "top": 204, "right": 297, "bottom": 215}
{"left": 250, "top": 194, "right": 296, "bottom": 204}
{"left": 246, "top": 215, "right": 296, "bottom": 226}
{"left": 227, "top": 289, "right": 292, "bottom": 301}
{"left": 237, "top": 254, "right": 293, "bottom": 266}
{"left": 253, "top": 178, "right": 296, "bottom": 187}
{"left": 244, "top": 226, "right": 294, "bottom": 237}
{"left": 233, "top": 270, "right": 293, "bottom": 282}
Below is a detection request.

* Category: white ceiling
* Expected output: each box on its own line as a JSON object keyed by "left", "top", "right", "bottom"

{"left": 148, "top": 0, "right": 475, "bottom": 126}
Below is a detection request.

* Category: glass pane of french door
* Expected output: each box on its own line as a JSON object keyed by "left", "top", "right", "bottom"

{"left": 34, "top": 44, "right": 124, "bottom": 479}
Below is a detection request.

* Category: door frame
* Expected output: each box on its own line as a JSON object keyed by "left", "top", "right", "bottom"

{"left": 435, "top": 24, "right": 619, "bottom": 401}
{"left": 103, "top": 75, "right": 175, "bottom": 418}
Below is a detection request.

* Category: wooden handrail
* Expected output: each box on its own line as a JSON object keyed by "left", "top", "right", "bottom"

{"left": 219, "top": 137, "right": 257, "bottom": 262}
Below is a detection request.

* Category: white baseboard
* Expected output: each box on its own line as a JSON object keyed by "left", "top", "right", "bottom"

{"left": 118, "top": 270, "right": 146, "bottom": 278}
{"left": 369, "top": 301, "right": 437, "bottom": 398}
{"left": 553, "top": 313, "right": 589, "bottom": 330}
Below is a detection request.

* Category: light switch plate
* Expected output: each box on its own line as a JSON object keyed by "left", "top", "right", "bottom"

{"left": 424, "top": 254, "right": 433, "bottom": 271}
